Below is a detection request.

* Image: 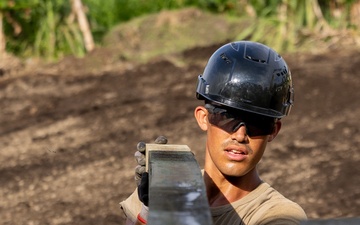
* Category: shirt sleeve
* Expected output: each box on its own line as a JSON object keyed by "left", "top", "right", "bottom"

{"left": 119, "top": 188, "right": 142, "bottom": 223}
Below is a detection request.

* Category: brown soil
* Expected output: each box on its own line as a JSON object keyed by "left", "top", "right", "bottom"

{"left": 0, "top": 42, "right": 359, "bottom": 224}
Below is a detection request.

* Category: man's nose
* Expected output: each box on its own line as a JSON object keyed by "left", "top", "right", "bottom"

{"left": 231, "top": 122, "right": 248, "bottom": 142}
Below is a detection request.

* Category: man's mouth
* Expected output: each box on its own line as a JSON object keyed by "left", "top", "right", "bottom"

{"left": 224, "top": 148, "right": 248, "bottom": 161}
{"left": 226, "top": 149, "right": 246, "bottom": 155}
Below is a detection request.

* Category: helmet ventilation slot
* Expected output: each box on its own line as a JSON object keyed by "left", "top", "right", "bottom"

{"left": 245, "top": 55, "right": 266, "bottom": 63}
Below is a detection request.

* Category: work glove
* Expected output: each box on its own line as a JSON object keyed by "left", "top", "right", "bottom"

{"left": 134, "top": 135, "right": 168, "bottom": 186}
{"left": 134, "top": 136, "right": 167, "bottom": 224}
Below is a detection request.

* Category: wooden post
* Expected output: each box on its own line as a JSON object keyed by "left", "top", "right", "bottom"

{"left": 71, "top": 0, "right": 94, "bottom": 52}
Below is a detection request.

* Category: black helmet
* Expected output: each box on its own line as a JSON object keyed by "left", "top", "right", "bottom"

{"left": 196, "top": 41, "right": 294, "bottom": 118}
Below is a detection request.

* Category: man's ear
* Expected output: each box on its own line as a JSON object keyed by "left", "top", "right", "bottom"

{"left": 268, "top": 120, "right": 282, "bottom": 142}
{"left": 194, "top": 106, "right": 209, "bottom": 131}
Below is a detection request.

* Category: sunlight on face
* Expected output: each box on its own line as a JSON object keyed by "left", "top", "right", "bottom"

{"left": 204, "top": 119, "right": 269, "bottom": 178}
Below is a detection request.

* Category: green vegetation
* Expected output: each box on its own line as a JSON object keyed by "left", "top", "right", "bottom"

{"left": 0, "top": 0, "right": 359, "bottom": 60}
{"left": 1, "top": 0, "right": 86, "bottom": 59}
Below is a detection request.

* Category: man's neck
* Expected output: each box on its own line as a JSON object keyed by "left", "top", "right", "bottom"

{"left": 204, "top": 169, "right": 262, "bottom": 207}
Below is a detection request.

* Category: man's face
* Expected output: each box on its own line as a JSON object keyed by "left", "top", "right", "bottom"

{"left": 194, "top": 105, "right": 281, "bottom": 178}
{"left": 205, "top": 120, "right": 269, "bottom": 177}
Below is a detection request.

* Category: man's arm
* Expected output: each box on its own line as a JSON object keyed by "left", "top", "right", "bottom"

{"left": 120, "top": 136, "right": 168, "bottom": 224}
{"left": 125, "top": 218, "right": 135, "bottom": 225}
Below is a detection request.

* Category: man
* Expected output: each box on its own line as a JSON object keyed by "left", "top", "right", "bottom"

{"left": 120, "top": 41, "right": 307, "bottom": 225}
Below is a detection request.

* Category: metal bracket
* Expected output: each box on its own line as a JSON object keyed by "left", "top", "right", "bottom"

{"left": 146, "top": 144, "right": 213, "bottom": 225}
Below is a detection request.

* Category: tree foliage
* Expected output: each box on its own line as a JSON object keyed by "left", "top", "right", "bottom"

{"left": 0, "top": 0, "right": 359, "bottom": 60}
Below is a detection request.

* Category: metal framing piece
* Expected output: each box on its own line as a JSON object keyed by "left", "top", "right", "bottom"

{"left": 146, "top": 144, "right": 213, "bottom": 225}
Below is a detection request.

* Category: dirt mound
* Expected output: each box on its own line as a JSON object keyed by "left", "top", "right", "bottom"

{"left": 102, "top": 8, "right": 245, "bottom": 63}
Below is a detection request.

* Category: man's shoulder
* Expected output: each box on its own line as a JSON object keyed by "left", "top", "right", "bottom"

{"left": 256, "top": 200, "right": 307, "bottom": 225}
{"left": 227, "top": 182, "right": 307, "bottom": 225}
{"left": 251, "top": 182, "right": 307, "bottom": 224}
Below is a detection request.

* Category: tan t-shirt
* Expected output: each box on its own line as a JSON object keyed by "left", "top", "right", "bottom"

{"left": 120, "top": 182, "right": 307, "bottom": 225}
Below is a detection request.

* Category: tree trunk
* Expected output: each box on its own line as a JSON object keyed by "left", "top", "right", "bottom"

{"left": 71, "top": 0, "right": 94, "bottom": 52}
{"left": 351, "top": 0, "right": 360, "bottom": 29}
{"left": 0, "top": 11, "right": 5, "bottom": 58}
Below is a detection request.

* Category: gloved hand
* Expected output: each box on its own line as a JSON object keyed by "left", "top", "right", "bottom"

{"left": 134, "top": 136, "right": 167, "bottom": 224}
{"left": 134, "top": 135, "right": 168, "bottom": 186}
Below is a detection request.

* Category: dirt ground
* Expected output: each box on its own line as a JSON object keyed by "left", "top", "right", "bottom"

{"left": 0, "top": 39, "right": 360, "bottom": 225}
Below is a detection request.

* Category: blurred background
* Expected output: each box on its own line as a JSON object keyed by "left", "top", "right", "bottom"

{"left": 0, "top": 0, "right": 359, "bottom": 224}
{"left": 1, "top": 0, "right": 360, "bottom": 60}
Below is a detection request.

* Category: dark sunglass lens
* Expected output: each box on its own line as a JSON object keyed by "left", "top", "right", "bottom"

{"left": 206, "top": 104, "right": 275, "bottom": 137}
{"left": 244, "top": 115, "right": 275, "bottom": 136}
{"left": 208, "top": 113, "right": 240, "bottom": 133}
{"left": 246, "top": 123, "right": 274, "bottom": 136}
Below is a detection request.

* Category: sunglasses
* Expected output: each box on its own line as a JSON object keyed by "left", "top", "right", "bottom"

{"left": 205, "top": 103, "right": 276, "bottom": 137}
